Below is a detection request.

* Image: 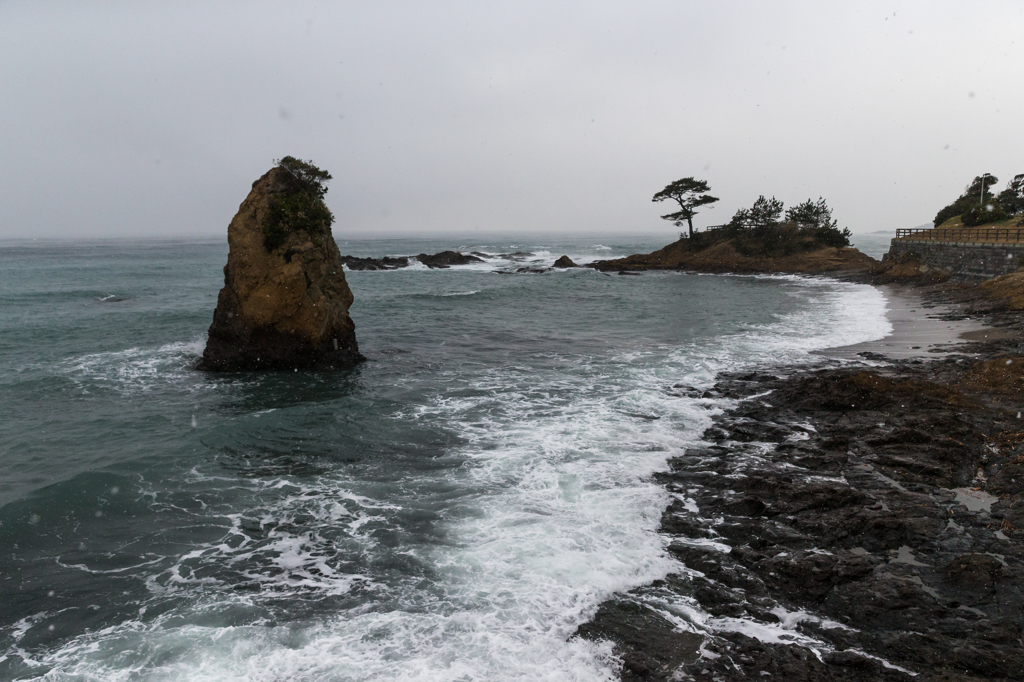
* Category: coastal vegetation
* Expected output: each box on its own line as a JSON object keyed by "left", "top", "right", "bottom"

{"left": 683, "top": 194, "right": 852, "bottom": 257}
{"left": 585, "top": 182, "right": 865, "bottom": 273}
{"left": 933, "top": 173, "right": 1024, "bottom": 227}
{"left": 263, "top": 156, "right": 335, "bottom": 251}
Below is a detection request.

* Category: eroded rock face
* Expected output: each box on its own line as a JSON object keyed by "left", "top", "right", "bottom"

{"left": 199, "top": 165, "right": 363, "bottom": 371}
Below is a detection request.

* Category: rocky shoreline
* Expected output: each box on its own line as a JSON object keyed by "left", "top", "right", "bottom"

{"left": 576, "top": 281, "right": 1024, "bottom": 681}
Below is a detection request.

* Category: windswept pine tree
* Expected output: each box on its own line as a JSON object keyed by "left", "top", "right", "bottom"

{"left": 652, "top": 177, "right": 719, "bottom": 238}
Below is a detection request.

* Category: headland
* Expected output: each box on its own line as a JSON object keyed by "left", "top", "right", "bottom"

{"left": 588, "top": 239, "right": 876, "bottom": 276}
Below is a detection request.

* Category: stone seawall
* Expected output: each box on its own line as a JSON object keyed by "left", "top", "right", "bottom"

{"left": 886, "top": 239, "right": 1024, "bottom": 279}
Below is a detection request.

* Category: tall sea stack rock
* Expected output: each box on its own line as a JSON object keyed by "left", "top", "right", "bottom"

{"left": 199, "top": 157, "right": 363, "bottom": 371}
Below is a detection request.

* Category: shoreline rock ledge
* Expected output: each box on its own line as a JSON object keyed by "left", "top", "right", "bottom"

{"left": 199, "top": 158, "right": 364, "bottom": 371}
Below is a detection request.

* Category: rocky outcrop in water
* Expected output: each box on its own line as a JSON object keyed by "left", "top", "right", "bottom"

{"left": 337, "top": 252, "right": 487, "bottom": 270}
{"left": 340, "top": 255, "right": 410, "bottom": 271}
{"left": 416, "top": 251, "right": 485, "bottom": 268}
{"left": 553, "top": 255, "right": 578, "bottom": 268}
{"left": 199, "top": 159, "right": 363, "bottom": 371}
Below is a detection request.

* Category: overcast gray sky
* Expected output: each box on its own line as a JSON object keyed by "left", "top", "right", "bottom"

{"left": 2, "top": 1, "right": 1022, "bottom": 240}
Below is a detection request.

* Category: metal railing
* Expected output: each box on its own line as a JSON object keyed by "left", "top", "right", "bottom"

{"left": 681, "top": 224, "right": 727, "bottom": 237}
{"left": 895, "top": 226, "right": 1024, "bottom": 243}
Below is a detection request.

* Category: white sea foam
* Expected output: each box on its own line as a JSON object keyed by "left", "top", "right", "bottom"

{"left": 349, "top": 248, "right": 608, "bottom": 273}
{"left": 674, "top": 276, "right": 891, "bottom": 373}
{"left": 437, "top": 290, "right": 480, "bottom": 297}
{"left": 145, "top": 487, "right": 387, "bottom": 598}
{"left": 406, "top": 258, "right": 431, "bottom": 270}
{"left": 61, "top": 340, "right": 209, "bottom": 396}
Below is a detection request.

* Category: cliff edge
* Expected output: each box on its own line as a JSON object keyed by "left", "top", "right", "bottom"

{"left": 199, "top": 159, "right": 363, "bottom": 371}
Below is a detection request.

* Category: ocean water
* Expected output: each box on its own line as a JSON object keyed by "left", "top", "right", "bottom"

{"left": 0, "top": 236, "right": 891, "bottom": 681}
{"left": 849, "top": 232, "right": 895, "bottom": 260}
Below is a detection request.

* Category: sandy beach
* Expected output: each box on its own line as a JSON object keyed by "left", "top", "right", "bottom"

{"left": 823, "top": 284, "right": 992, "bottom": 360}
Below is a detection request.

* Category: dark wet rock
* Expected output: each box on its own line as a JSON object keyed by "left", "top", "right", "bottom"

{"left": 553, "top": 255, "right": 578, "bottom": 268}
{"left": 945, "top": 553, "right": 1003, "bottom": 597}
{"left": 575, "top": 600, "right": 702, "bottom": 681}
{"left": 340, "top": 251, "right": 490, "bottom": 270}
{"left": 200, "top": 164, "right": 363, "bottom": 371}
{"left": 723, "top": 496, "right": 768, "bottom": 517}
{"left": 340, "top": 255, "right": 410, "bottom": 270}
{"left": 415, "top": 251, "right": 485, "bottom": 268}
{"left": 871, "top": 252, "right": 952, "bottom": 285}
{"left": 617, "top": 270, "right": 641, "bottom": 276}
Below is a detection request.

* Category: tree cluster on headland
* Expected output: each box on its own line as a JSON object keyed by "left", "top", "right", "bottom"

{"left": 647, "top": 175, "right": 856, "bottom": 262}
{"left": 588, "top": 177, "right": 870, "bottom": 275}
{"left": 652, "top": 177, "right": 853, "bottom": 258}
{"left": 933, "top": 173, "right": 1024, "bottom": 227}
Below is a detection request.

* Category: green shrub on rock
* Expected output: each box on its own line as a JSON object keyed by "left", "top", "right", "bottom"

{"left": 262, "top": 156, "right": 335, "bottom": 252}
{"left": 687, "top": 196, "right": 850, "bottom": 257}
{"left": 786, "top": 198, "right": 852, "bottom": 248}
{"left": 997, "top": 174, "right": 1024, "bottom": 216}
{"left": 962, "top": 202, "right": 1009, "bottom": 226}
{"left": 933, "top": 173, "right": 998, "bottom": 227}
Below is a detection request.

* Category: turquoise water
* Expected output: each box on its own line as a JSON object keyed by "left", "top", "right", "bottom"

{"left": 0, "top": 237, "right": 890, "bottom": 680}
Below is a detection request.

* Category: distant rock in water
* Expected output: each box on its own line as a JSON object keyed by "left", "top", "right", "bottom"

{"left": 199, "top": 157, "right": 363, "bottom": 371}
{"left": 340, "top": 255, "right": 410, "bottom": 271}
{"left": 336, "top": 251, "right": 487, "bottom": 270}
{"left": 552, "top": 255, "right": 578, "bottom": 268}
{"left": 416, "top": 251, "right": 485, "bottom": 269}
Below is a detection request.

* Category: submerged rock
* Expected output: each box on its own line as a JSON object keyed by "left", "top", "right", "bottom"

{"left": 199, "top": 158, "right": 363, "bottom": 371}
{"left": 552, "top": 255, "right": 578, "bottom": 268}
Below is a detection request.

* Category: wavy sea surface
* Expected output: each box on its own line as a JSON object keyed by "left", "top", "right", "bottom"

{"left": 0, "top": 236, "right": 890, "bottom": 681}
